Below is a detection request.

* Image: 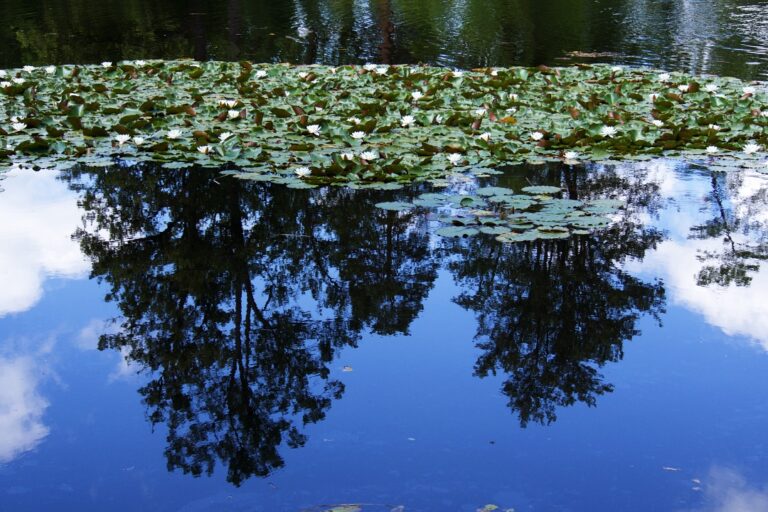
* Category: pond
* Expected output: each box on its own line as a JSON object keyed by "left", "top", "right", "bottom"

{"left": 1, "top": 2, "right": 768, "bottom": 512}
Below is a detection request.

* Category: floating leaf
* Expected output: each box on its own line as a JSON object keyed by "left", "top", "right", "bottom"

{"left": 375, "top": 201, "right": 415, "bottom": 212}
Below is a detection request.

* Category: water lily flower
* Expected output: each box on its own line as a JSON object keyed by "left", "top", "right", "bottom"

{"left": 10, "top": 116, "right": 20, "bottom": 123}
{"left": 706, "top": 145, "right": 719, "bottom": 154}
{"left": 0, "top": 81, "right": 11, "bottom": 88}
{"left": 298, "top": 71, "right": 308, "bottom": 79}
{"left": 447, "top": 153, "right": 462, "bottom": 165}
{"left": 760, "top": 110, "right": 768, "bottom": 117}
{"left": 220, "top": 99, "right": 238, "bottom": 108}
{"left": 114, "top": 134, "right": 131, "bottom": 146}
{"left": 677, "top": 84, "right": 690, "bottom": 92}
{"left": 314, "top": 106, "right": 324, "bottom": 112}
{"left": 45, "top": 66, "right": 56, "bottom": 74}
{"left": 351, "top": 131, "right": 366, "bottom": 140}
{"left": 411, "top": 91, "right": 423, "bottom": 101}
{"left": 434, "top": 114, "right": 444, "bottom": 124}
{"left": 506, "top": 107, "right": 517, "bottom": 113}
{"left": 648, "top": 93, "right": 660, "bottom": 102}
{"left": 101, "top": 62, "right": 112, "bottom": 68}
{"left": 294, "top": 166, "right": 311, "bottom": 177}
{"left": 708, "top": 124, "right": 721, "bottom": 131}
{"left": 363, "top": 64, "right": 377, "bottom": 71}
{"left": 452, "top": 71, "right": 464, "bottom": 78}
{"left": 228, "top": 110, "right": 240, "bottom": 120}
{"left": 341, "top": 152, "right": 354, "bottom": 160}
{"left": 347, "top": 116, "right": 361, "bottom": 124}
{"left": 475, "top": 108, "right": 487, "bottom": 117}
{"left": 255, "top": 70, "right": 267, "bottom": 78}
{"left": 705, "top": 84, "right": 718, "bottom": 92}
{"left": 658, "top": 73, "right": 671, "bottom": 82}
{"left": 743, "top": 86, "right": 756, "bottom": 95}
{"left": 22, "top": 66, "right": 35, "bottom": 73}
{"left": 744, "top": 143, "right": 762, "bottom": 154}
{"left": 219, "top": 132, "right": 233, "bottom": 141}
{"left": 564, "top": 151, "right": 579, "bottom": 160}
{"left": 611, "top": 66, "right": 622, "bottom": 73}
{"left": 197, "top": 145, "right": 211, "bottom": 154}
{"left": 167, "top": 129, "right": 183, "bottom": 139}
{"left": 491, "top": 69, "right": 499, "bottom": 77}
{"left": 12, "top": 78, "right": 24, "bottom": 85}
{"left": 360, "top": 150, "right": 378, "bottom": 160}
{"left": 478, "top": 132, "right": 491, "bottom": 142}
{"left": 652, "top": 120, "right": 664, "bottom": 127}
{"left": 401, "top": 115, "right": 415, "bottom": 127}
{"left": 11, "top": 122, "right": 27, "bottom": 132}
{"left": 134, "top": 60, "right": 147, "bottom": 67}
{"left": 510, "top": 93, "right": 519, "bottom": 101}
{"left": 530, "top": 131, "right": 544, "bottom": 141}
{"left": 133, "top": 136, "right": 145, "bottom": 146}
{"left": 375, "top": 66, "right": 388, "bottom": 75}
{"left": 307, "top": 124, "right": 321, "bottom": 136}
{"left": 600, "top": 125, "right": 618, "bottom": 137}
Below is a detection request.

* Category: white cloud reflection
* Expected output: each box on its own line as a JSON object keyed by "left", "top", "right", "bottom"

{"left": 0, "top": 167, "right": 89, "bottom": 317}
{"left": 690, "top": 466, "right": 768, "bottom": 512}
{"left": 0, "top": 356, "right": 49, "bottom": 463}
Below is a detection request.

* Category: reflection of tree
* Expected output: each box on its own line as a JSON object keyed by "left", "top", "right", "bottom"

{"left": 63, "top": 163, "right": 437, "bottom": 485}
{"left": 690, "top": 172, "right": 768, "bottom": 288}
{"left": 447, "top": 166, "right": 666, "bottom": 426}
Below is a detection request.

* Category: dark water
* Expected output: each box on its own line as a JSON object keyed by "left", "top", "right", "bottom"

{"left": 1, "top": 0, "right": 768, "bottom": 80}
{"left": 1, "top": 159, "right": 768, "bottom": 511}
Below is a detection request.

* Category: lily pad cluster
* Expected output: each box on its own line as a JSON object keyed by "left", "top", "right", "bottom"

{"left": 1, "top": 60, "right": 768, "bottom": 184}
{"left": 375, "top": 184, "right": 625, "bottom": 243}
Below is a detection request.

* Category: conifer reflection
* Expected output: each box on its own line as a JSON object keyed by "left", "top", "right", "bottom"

{"left": 64, "top": 163, "right": 437, "bottom": 485}
{"left": 446, "top": 165, "right": 667, "bottom": 426}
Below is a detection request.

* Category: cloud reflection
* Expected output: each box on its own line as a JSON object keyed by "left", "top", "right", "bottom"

{"left": 693, "top": 466, "right": 768, "bottom": 512}
{"left": 0, "top": 168, "right": 89, "bottom": 317}
{"left": 0, "top": 356, "right": 49, "bottom": 463}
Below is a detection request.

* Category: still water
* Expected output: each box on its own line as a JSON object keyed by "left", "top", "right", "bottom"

{"left": 1, "top": 159, "right": 768, "bottom": 511}
{"left": 1, "top": 0, "right": 768, "bottom": 79}
{"left": 2, "top": 0, "right": 768, "bottom": 511}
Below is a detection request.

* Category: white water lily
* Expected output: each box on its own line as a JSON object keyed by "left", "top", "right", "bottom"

{"left": 475, "top": 108, "right": 486, "bottom": 117}
{"left": 564, "top": 151, "right": 579, "bottom": 160}
{"left": 743, "top": 86, "right": 756, "bottom": 95}
{"left": 101, "top": 61, "right": 112, "bottom": 68}
{"left": 611, "top": 66, "right": 622, "bottom": 72}
{"left": 706, "top": 145, "right": 719, "bottom": 154}
{"left": 167, "top": 129, "right": 183, "bottom": 139}
{"left": 197, "top": 145, "right": 211, "bottom": 154}
{"left": 375, "top": 66, "right": 388, "bottom": 75}
{"left": 648, "top": 93, "right": 660, "bottom": 102}
{"left": 22, "top": 66, "right": 35, "bottom": 73}
{"left": 491, "top": 69, "right": 499, "bottom": 77}
{"left": 114, "top": 134, "right": 131, "bottom": 146}
{"left": 760, "top": 110, "right": 768, "bottom": 117}
{"left": 652, "top": 119, "right": 664, "bottom": 127}
{"left": 347, "top": 116, "right": 361, "bottom": 124}
{"left": 0, "top": 81, "right": 11, "bottom": 88}
{"left": 744, "top": 143, "right": 762, "bottom": 154}
{"left": 401, "top": 115, "right": 415, "bottom": 127}
{"left": 363, "top": 64, "right": 377, "bottom": 71}
{"left": 360, "top": 150, "right": 378, "bottom": 160}
{"left": 677, "top": 84, "right": 690, "bottom": 92}
{"left": 530, "top": 131, "right": 544, "bottom": 141}
{"left": 255, "top": 70, "right": 267, "bottom": 78}
{"left": 228, "top": 109, "right": 240, "bottom": 120}
{"left": 505, "top": 107, "right": 517, "bottom": 113}
{"left": 11, "top": 122, "right": 27, "bottom": 132}
{"left": 341, "top": 152, "right": 354, "bottom": 160}
{"left": 447, "top": 153, "right": 462, "bottom": 165}
{"left": 452, "top": 71, "right": 464, "bottom": 78}
{"left": 307, "top": 124, "right": 321, "bottom": 136}
{"left": 12, "top": 78, "right": 24, "bottom": 84}
{"left": 658, "top": 73, "right": 671, "bottom": 82}
{"left": 45, "top": 66, "right": 56, "bottom": 74}
{"left": 133, "top": 136, "right": 145, "bottom": 146}
{"left": 600, "top": 125, "right": 618, "bottom": 137}
{"left": 705, "top": 84, "right": 719, "bottom": 92}
{"left": 298, "top": 71, "right": 308, "bottom": 79}
{"left": 351, "top": 131, "right": 366, "bottom": 140}
{"left": 411, "top": 91, "right": 423, "bottom": 101}
{"left": 294, "top": 166, "right": 311, "bottom": 177}
{"left": 478, "top": 132, "right": 491, "bottom": 142}
{"left": 134, "top": 60, "right": 147, "bottom": 67}
{"left": 220, "top": 99, "right": 237, "bottom": 108}
{"left": 708, "top": 124, "right": 721, "bottom": 131}
{"left": 219, "top": 131, "right": 233, "bottom": 142}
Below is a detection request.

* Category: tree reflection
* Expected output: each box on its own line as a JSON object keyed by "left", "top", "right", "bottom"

{"left": 446, "top": 165, "right": 666, "bottom": 426}
{"left": 63, "top": 163, "right": 437, "bottom": 485}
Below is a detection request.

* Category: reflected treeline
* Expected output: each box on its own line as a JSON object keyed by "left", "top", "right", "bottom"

{"left": 63, "top": 163, "right": 437, "bottom": 485}
{"left": 63, "top": 161, "right": 670, "bottom": 483}
{"left": 1, "top": 0, "right": 767, "bottom": 79}
{"left": 446, "top": 165, "right": 666, "bottom": 426}
{"left": 691, "top": 171, "right": 768, "bottom": 288}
